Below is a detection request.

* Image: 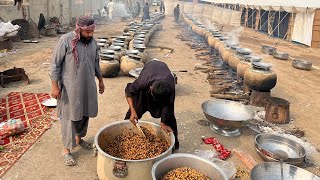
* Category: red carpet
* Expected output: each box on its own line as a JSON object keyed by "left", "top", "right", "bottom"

{"left": 0, "top": 92, "right": 52, "bottom": 178}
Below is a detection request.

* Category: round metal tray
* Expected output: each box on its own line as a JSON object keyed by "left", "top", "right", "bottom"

{"left": 255, "top": 133, "right": 306, "bottom": 165}
{"left": 273, "top": 51, "right": 289, "bottom": 60}
{"left": 292, "top": 59, "right": 312, "bottom": 71}
{"left": 262, "top": 45, "right": 276, "bottom": 55}
{"left": 251, "top": 162, "right": 320, "bottom": 180}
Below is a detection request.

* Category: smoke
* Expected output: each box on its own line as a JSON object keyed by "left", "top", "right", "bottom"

{"left": 225, "top": 26, "right": 243, "bottom": 45}
{"left": 203, "top": 18, "right": 216, "bottom": 30}
{"left": 113, "top": 2, "right": 131, "bottom": 19}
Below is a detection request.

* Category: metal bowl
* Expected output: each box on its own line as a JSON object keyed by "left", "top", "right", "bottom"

{"left": 273, "top": 51, "right": 289, "bottom": 60}
{"left": 201, "top": 100, "right": 255, "bottom": 135}
{"left": 292, "top": 59, "right": 312, "bottom": 71}
{"left": 251, "top": 162, "right": 320, "bottom": 180}
{"left": 151, "top": 153, "right": 227, "bottom": 180}
{"left": 255, "top": 133, "right": 306, "bottom": 165}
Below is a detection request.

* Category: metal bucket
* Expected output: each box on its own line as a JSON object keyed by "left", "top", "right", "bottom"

{"left": 151, "top": 153, "right": 228, "bottom": 180}
{"left": 94, "top": 120, "right": 175, "bottom": 180}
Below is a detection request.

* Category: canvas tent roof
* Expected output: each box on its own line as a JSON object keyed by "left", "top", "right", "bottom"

{"left": 201, "top": 0, "right": 320, "bottom": 12}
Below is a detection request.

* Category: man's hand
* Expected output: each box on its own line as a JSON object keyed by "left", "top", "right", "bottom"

{"left": 130, "top": 110, "right": 138, "bottom": 125}
{"left": 51, "top": 86, "right": 61, "bottom": 99}
{"left": 99, "top": 81, "right": 105, "bottom": 94}
{"left": 160, "top": 123, "right": 173, "bottom": 133}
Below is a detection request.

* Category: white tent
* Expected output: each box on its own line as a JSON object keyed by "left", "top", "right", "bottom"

{"left": 170, "top": 0, "right": 320, "bottom": 46}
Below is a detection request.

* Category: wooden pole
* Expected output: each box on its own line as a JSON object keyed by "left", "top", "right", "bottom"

{"left": 278, "top": 7, "right": 280, "bottom": 37}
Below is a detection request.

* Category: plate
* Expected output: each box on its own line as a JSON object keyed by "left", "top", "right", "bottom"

{"left": 129, "top": 67, "right": 144, "bottom": 78}
{"left": 42, "top": 98, "right": 57, "bottom": 107}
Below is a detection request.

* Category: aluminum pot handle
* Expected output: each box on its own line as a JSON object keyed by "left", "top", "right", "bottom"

{"left": 113, "top": 160, "right": 128, "bottom": 178}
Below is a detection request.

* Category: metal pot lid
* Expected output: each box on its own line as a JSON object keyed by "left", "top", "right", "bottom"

{"left": 97, "top": 43, "right": 106, "bottom": 46}
{"left": 126, "top": 50, "right": 139, "bottom": 55}
{"left": 250, "top": 56, "right": 262, "bottom": 62}
{"left": 133, "top": 40, "right": 144, "bottom": 44}
{"left": 134, "top": 37, "right": 145, "bottom": 41}
{"left": 219, "top": 37, "right": 228, "bottom": 41}
{"left": 236, "top": 48, "right": 252, "bottom": 55}
{"left": 116, "top": 36, "right": 126, "bottom": 40}
{"left": 213, "top": 33, "right": 222, "bottom": 37}
{"left": 100, "top": 54, "right": 115, "bottom": 60}
{"left": 135, "top": 31, "right": 147, "bottom": 35}
{"left": 127, "top": 22, "right": 135, "bottom": 26}
{"left": 134, "top": 44, "right": 146, "bottom": 49}
{"left": 98, "top": 37, "right": 108, "bottom": 39}
{"left": 252, "top": 62, "right": 272, "bottom": 71}
{"left": 113, "top": 43, "right": 125, "bottom": 47}
{"left": 97, "top": 39, "right": 108, "bottom": 43}
{"left": 128, "top": 54, "right": 142, "bottom": 60}
{"left": 123, "top": 33, "right": 132, "bottom": 36}
{"left": 135, "top": 34, "right": 146, "bottom": 38}
{"left": 101, "top": 49, "right": 116, "bottom": 54}
{"left": 108, "top": 46, "right": 122, "bottom": 51}
{"left": 113, "top": 40, "right": 125, "bottom": 43}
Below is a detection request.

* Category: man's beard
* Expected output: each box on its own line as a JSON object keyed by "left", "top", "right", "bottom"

{"left": 80, "top": 34, "right": 92, "bottom": 44}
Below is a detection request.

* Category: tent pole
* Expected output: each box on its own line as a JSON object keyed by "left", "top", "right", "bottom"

{"left": 290, "top": 9, "right": 294, "bottom": 41}
{"left": 278, "top": 7, "right": 281, "bottom": 37}
{"left": 269, "top": 12, "right": 289, "bottom": 37}
{"left": 255, "top": 10, "right": 268, "bottom": 31}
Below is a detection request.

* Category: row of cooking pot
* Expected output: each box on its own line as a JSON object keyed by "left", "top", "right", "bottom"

{"left": 96, "top": 21, "right": 163, "bottom": 78}
{"left": 182, "top": 14, "right": 277, "bottom": 92}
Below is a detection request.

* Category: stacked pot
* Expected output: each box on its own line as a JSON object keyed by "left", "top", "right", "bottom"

{"left": 98, "top": 14, "right": 163, "bottom": 78}
{"left": 181, "top": 13, "right": 278, "bottom": 93}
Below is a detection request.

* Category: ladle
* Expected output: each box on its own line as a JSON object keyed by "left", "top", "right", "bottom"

{"left": 274, "top": 150, "right": 289, "bottom": 180}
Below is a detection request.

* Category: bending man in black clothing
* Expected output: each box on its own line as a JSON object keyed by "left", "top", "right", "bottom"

{"left": 124, "top": 60, "right": 179, "bottom": 150}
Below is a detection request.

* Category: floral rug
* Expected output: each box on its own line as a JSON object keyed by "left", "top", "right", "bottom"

{"left": 0, "top": 92, "right": 53, "bottom": 178}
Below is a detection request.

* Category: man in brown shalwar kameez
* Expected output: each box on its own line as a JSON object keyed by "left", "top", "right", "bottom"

{"left": 125, "top": 60, "right": 179, "bottom": 150}
{"left": 50, "top": 16, "right": 105, "bottom": 166}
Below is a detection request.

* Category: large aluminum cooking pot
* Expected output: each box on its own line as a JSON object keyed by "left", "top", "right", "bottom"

{"left": 152, "top": 153, "right": 227, "bottom": 180}
{"left": 251, "top": 162, "right": 320, "bottom": 180}
{"left": 94, "top": 121, "right": 175, "bottom": 180}
{"left": 202, "top": 99, "right": 255, "bottom": 129}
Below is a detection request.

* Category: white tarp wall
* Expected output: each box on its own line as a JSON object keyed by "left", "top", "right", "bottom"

{"left": 292, "top": 9, "right": 315, "bottom": 46}
{"left": 201, "top": 0, "right": 320, "bottom": 46}
{"left": 164, "top": 0, "right": 241, "bottom": 27}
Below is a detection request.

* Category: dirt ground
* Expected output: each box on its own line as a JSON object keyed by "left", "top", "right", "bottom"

{"left": 1, "top": 15, "right": 320, "bottom": 180}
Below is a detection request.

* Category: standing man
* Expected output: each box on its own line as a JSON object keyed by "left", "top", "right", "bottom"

{"left": 160, "top": 0, "right": 165, "bottom": 13}
{"left": 173, "top": 4, "right": 180, "bottom": 23}
{"left": 50, "top": 16, "right": 105, "bottom": 166}
{"left": 107, "top": 0, "right": 115, "bottom": 21}
{"left": 142, "top": 2, "right": 150, "bottom": 21}
{"left": 135, "top": 1, "right": 141, "bottom": 17}
{"left": 124, "top": 60, "right": 179, "bottom": 150}
{"left": 101, "top": 6, "right": 109, "bottom": 18}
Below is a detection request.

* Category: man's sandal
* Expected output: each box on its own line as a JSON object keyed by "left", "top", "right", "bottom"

{"left": 63, "top": 153, "right": 76, "bottom": 166}
{"left": 79, "top": 139, "right": 93, "bottom": 150}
